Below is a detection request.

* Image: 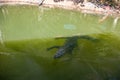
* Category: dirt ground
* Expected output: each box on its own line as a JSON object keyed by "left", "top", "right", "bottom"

{"left": 0, "top": 0, "right": 120, "bottom": 17}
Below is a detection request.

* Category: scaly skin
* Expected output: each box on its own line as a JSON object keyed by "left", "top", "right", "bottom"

{"left": 47, "top": 35, "right": 98, "bottom": 59}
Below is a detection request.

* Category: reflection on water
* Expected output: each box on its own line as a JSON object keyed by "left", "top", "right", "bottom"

{"left": 0, "top": 30, "right": 5, "bottom": 46}
{"left": 112, "top": 17, "right": 120, "bottom": 31}
{"left": 0, "top": 5, "right": 119, "bottom": 41}
{"left": 64, "top": 24, "right": 76, "bottom": 30}
{"left": 0, "top": 6, "right": 120, "bottom": 80}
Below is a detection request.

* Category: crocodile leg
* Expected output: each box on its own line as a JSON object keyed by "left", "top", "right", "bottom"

{"left": 78, "top": 35, "right": 99, "bottom": 42}
{"left": 47, "top": 46, "right": 61, "bottom": 51}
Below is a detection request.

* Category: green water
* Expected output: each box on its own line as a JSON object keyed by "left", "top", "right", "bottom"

{"left": 0, "top": 5, "right": 120, "bottom": 80}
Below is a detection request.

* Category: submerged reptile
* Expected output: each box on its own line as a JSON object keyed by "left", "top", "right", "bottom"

{"left": 47, "top": 35, "right": 98, "bottom": 59}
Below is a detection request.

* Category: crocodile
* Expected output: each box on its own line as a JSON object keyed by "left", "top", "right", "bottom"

{"left": 47, "top": 35, "right": 98, "bottom": 59}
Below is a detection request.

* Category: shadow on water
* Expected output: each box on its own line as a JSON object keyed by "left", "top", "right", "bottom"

{"left": 0, "top": 33, "right": 120, "bottom": 80}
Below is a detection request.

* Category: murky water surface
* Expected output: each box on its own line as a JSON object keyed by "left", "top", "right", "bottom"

{"left": 0, "top": 5, "right": 120, "bottom": 80}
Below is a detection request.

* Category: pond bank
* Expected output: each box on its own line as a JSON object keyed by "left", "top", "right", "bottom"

{"left": 0, "top": 0, "right": 120, "bottom": 17}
